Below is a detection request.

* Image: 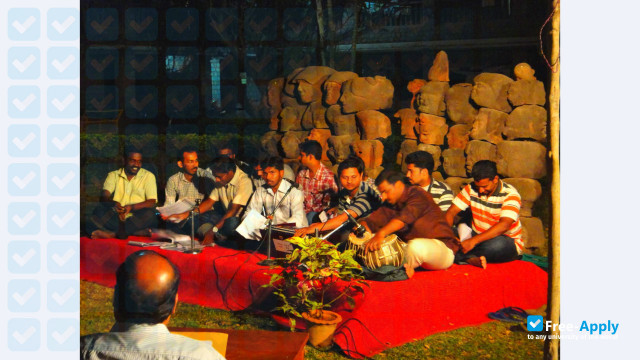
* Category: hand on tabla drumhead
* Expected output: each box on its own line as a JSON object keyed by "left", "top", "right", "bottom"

{"left": 365, "top": 233, "right": 384, "bottom": 252}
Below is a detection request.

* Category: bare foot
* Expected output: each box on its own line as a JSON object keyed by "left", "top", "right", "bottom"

{"left": 91, "top": 230, "right": 115, "bottom": 239}
{"left": 403, "top": 263, "right": 415, "bottom": 279}
{"left": 467, "top": 256, "right": 487, "bottom": 269}
{"left": 201, "top": 230, "right": 214, "bottom": 245}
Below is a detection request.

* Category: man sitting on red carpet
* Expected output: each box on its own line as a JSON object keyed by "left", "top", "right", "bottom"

{"left": 88, "top": 147, "right": 157, "bottom": 239}
{"left": 294, "top": 155, "right": 381, "bottom": 244}
{"left": 361, "top": 170, "right": 460, "bottom": 278}
{"left": 445, "top": 160, "right": 523, "bottom": 269}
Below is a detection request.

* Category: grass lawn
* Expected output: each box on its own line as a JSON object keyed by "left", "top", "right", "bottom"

{"left": 81, "top": 281, "right": 544, "bottom": 359}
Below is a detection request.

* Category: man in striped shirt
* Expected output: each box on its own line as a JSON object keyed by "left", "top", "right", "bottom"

{"left": 294, "top": 156, "right": 381, "bottom": 243}
{"left": 405, "top": 151, "right": 454, "bottom": 212}
{"left": 445, "top": 160, "right": 523, "bottom": 269}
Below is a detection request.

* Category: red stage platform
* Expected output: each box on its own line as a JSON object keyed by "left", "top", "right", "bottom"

{"left": 81, "top": 237, "right": 547, "bottom": 358}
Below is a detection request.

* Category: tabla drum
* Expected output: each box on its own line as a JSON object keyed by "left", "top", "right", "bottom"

{"left": 347, "top": 232, "right": 407, "bottom": 269}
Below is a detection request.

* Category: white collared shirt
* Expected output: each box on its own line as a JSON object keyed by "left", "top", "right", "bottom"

{"left": 243, "top": 180, "right": 307, "bottom": 240}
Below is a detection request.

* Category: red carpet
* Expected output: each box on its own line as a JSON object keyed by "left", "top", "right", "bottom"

{"left": 81, "top": 237, "right": 547, "bottom": 358}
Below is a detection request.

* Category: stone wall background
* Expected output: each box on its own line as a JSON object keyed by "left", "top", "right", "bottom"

{"left": 262, "top": 53, "right": 549, "bottom": 256}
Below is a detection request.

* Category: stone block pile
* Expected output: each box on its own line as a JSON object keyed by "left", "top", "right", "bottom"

{"left": 261, "top": 55, "right": 549, "bottom": 256}
{"left": 261, "top": 66, "right": 394, "bottom": 180}
{"left": 395, "top": 53, "right": 548, "bottom": 255}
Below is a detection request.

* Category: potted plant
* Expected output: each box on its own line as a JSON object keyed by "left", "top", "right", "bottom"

{"left": 264, "top": 236, "right": 367, "bottom": 348}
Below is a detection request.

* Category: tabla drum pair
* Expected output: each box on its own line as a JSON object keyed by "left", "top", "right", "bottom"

{"left": 347, "top": 232, "right": 407, "bottom": 269}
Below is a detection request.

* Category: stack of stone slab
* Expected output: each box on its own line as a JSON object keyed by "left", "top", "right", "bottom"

{"left": 261, "top": 66, "right": 394, "bottom": 180}
{"left": 395, "top": 53, "right": 548, "bottom": 255}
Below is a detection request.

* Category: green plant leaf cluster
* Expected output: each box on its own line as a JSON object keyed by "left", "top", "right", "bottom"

{"left": 263, "top": 236, "right": 369, "bottom": 331}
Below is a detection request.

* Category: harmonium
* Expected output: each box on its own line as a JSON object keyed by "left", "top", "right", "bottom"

{"left": 258, "top": 223, "right": 297, "bottom": 258}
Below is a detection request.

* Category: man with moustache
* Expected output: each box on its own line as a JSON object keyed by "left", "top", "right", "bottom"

{"left": 445, "top": 160, "right": 523, "bottom": 269}
{"left": 296, "top": 140, "right": 338, "bottom": 225}
{"left": 404, "top": 151, "right": 454, "bottom": 212}
{"left": 361, "top": 170, "right": 460, "bottom": 278}
{"left": 88, "top": 147, "right": 158, "bottom": 239}
{"left": 162, "top": 146, "right": 217, "bottom": 241}
{"left": 294, "top": 156, "right": 380, "bottom": 244}
{"left": 243, "top": 156, "right": 306, "bottom": 240}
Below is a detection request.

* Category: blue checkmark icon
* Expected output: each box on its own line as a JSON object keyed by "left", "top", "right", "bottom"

{"left": 8, "top": 163, "right": 41, "bottom": 196}
{"left": 9, "top": 8, "right": 41, "bottom": 41}
{"left": 47, "top": 241, "right": 79, "bottom": 274}
{"left": 9, "top": 47, "right": 40, "bottom": 79}
{"left": 47, "top": 8, "right": 79, "bottom": 41}
{"left": 8, "top": 125, "right": 41, "bottom": 157}
{"left": 527, "top": 315, "right": 544, "bottom": 332}
{"left": 8, "top": 318, "right": 41, "bottom": 351}
{"left": 47, "top": 124, "right": 79, "bottom": 157}
{"left": 8, "top": 241, "right": 40, "bottom": 274}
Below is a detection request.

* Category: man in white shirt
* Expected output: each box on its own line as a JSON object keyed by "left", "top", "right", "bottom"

{"left": 243, "top": 156, "right": 307, "bottom": 240}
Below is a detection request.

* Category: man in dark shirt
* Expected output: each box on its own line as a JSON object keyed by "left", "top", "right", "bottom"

{"left": 362, "top": 170, "right": 460, "bottom": 277}
{"left": 294, "top": 156, "right": 381, "bottom": 243}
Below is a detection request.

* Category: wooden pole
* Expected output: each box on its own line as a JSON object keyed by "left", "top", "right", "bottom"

{"left": 545, "top": 0, "right": 560, "bottom": 359}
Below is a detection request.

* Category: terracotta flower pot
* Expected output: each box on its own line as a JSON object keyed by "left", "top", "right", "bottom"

{"left": 302, "top": 310, "right": 342, "bottom": 348}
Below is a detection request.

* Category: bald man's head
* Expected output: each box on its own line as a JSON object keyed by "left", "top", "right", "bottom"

{"left": 113, "top": 250, "right": 181, "bottom": 324}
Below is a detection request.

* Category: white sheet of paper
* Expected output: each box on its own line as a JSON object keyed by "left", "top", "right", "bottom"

{"left": 157, "top": 199, "right": 196, "bottom": 220}
{"left": 458, "top": 223, "right": 473, "bottom": 241}
{"left": 318, "top": 211, "right": 328, "bottom": 223}
{"left": 236, "top": 209, "right": 268, "bottom": 240}
{"left": 157, "top": 200, "right": 197, "bottom": 223}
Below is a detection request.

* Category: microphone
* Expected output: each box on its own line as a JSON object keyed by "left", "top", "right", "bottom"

{"left": 264, "top": 178, "right": 297, "bottom": 226}
{"left": 338, "top": 200, "right": 366, "bottom": 237}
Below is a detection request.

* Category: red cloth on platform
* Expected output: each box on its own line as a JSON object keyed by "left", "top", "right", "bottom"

{"left": 80, "top": 237, "right": 273, "bottom": 311}
{"left": 333, "top": 261, "right": 547, "bottom": 358}
{"left": 80, "top": 237, "right": 547, "bottom": 358}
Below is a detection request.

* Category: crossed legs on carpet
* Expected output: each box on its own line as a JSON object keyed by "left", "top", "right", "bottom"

{"left": 89, "top": 205, "right": 157, "bottom": 239}
{"left": 455, "top": 235, "right": 519, "bottom": 269}
{"left": 403, "top": 238, "right": 455, "bottom": 278}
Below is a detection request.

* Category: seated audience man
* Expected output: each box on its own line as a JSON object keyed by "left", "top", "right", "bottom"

{"left": 445, "top": 160, "right": 523, "bottom": 268}
{"left": 405, "top": 151, "right": 454, "bottom": 212}
{"left": 361, "top": 170, "right": 460, "bottom": 278}
{"left": 161, "top": 146, "right": 216, "bottom": 240}
{"left": 196, "top": 156, "right": 254, "bottom": 244}
{"left": 294, "top": 156, "right": 381, "bottom": 244}
{"left": 217, "top": 143, "right": 254, "bottom": 179}
{"left": 89, "top": 147, "right": 157, "bottom": 239}
{"left": 81, "top": 250, "right": 225, "bottom": 359}
{"left": 296, "top": 140, "right": 338, "bottom": 225}
{"left": 243, "top": 156, "right": 307, "bottom": 240}
{"left": 251, "top": 155, "right": 296, "bottom": 188}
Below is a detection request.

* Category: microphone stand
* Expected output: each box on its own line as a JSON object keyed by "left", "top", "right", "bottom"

{"left": 183, "top": 199, "right": 202, "bottom": 255}
{"left": 257, "top": 181, "right": 295, "bottom": 267}
{"left": 257, "top": 216, "right": 277, "bottom": 266}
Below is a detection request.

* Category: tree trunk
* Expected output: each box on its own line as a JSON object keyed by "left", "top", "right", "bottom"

{"left": 315, "top": 0, "right": 327, "bottom": 66}
{"left": 327, "top": 0, "right": 335, "bottom": 68}
{"left": 350, "top": 0, "right": 360, "bottom": 72}
{"left": 545, "top": 1, "right": 560, "bottom": 360}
